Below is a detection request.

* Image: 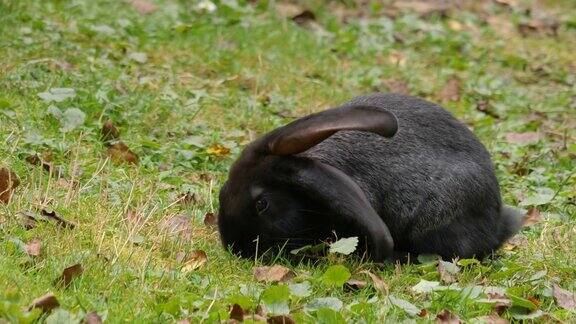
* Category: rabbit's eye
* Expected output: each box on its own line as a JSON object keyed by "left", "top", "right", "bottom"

{"left": 255, "top": 198, "right": 269, "bottom": 214}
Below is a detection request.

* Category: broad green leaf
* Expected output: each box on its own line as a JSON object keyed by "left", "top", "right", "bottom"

{"left": 315, "top": 307, "right": 346, "bottom": 324}
{"left": 321, "top": 265, "right": 351, "bottom": 287}
{"left": 260, "top": 285, "right": 290, "bottom": 304}
{"left": 520, "top": 187, "right": 555, "bottom": 206}
{"left": 507, "top": 293, "right": 538, "bottom": 311}
{"left": 328, "top": 237, "right": 358, "bottom": 255}
{"left": 412, "top": 280, "right": 440, "bottom": 293}
{"left": 38, "top": 88, "right": 76, "bottom": 103}
{"left": 305, "top": 297, "right": 343, "bottom": 311}
{"left": 289, "top": 281, "right": 311, "bottom": 298}
{"left": 388, "top": 295, "right": 420, "bottom": 316}
{"left": 45, "top": 309, "right": 81, "bottom": 324}
{"left": 60, "top": 108, "right": 86, "bottom": 132}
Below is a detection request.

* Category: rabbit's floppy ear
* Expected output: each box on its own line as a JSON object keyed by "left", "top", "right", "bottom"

{"left": 265, "top": 105, "right": 398, "bottom": 155}
{"left": 277, "top": 158, "right": 394, "bottom": 262}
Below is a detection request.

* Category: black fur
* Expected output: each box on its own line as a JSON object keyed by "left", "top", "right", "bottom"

{"left": 218, "top": 93, "right": 523, "bottom": 262}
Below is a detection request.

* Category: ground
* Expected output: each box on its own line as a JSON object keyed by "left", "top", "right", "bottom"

{"left": 0, "top": 0, "right": 575, "bottom": 322}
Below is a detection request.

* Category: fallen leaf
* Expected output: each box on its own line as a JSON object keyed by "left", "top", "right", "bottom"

{"left": 553, "top": 284, "right": 576, "bottom": 310}
{"left": 518, "top": 18, "right": 559, "bottom": 37}
{"left": 436, "top": 309, "right": 461, "bottom": 323}
{"left": 55, "top": 263, "right": 83, "bottom": 287}
{"left": 344, "top": 279, "right": 368, "bottom": 292}
{"left": 28, "top": 293, "right": 60, "bottom": 313}
{"left": 204, "top": 212, "right": 218, "bottom": 226}
{"left": 253, "top": 265, "right": 295, "bottom": 283}
{"left": 470, "top": 314, "right": 508, "bottom": 324}
{"left": 101, "top": 120, "right": 120, "bottom": 143}
{"left": 505, "top": 132, "right": 539, "bottom": 145}
{"left": 523, "top": 207, "right": 541, "bottom": 227}
{"left": 206, "top": 143, "right": 230, "bottom": 157}
{"left": 25, "top": 238, "right": 42, "bottom": 256}
{"left": 392, "top": 1, "right": 449, "bottom": 18}
{"left": 438, "top": 260, "right": 460, "bottom": 284}
{"left": 84, "top": 312, "right": 103, "bottom": 324}
{"left": 494, "top": 0, "right": 518, "bottom": 7}
{"left": 439, "top": 78, "right": 461, "bottom": 102}
{"left": 178, "top": 191, "right": 200, "bottom": 205}
{"left": 106, "top": 141, "right": 139, "bottom": 165}
{"left": 41, "top": 209, "right": 76, "bottom": 229}
{"left": 25, "top": 154, "right": 61, "bottom": 176}
{"left": 476, "top": 100, "right": 500, "bottom": 119}
{"left": 0, "top": 167, "right": 19, "bottom": 204}
{"left": 160, "top": 214, "right": 192, "bottom": 241}
{"left": 128, "top": 0, "right": 157, "bottom": 14}
{"left": 267, "top": 315, "right": 296, "bottom": 324}
{"left": 181, "top": 250, "right": 207, "bottom": 273}
{"left": 360, "top": 270, "right": 389, "bottom": 294}
{"left": 229, "top": 303, "right": 244, "bottom": 322}
{"left": 503, "top": 234, "right": 528, "bottom": 251}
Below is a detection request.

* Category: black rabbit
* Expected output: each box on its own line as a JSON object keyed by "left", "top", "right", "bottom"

{"left": 218, "top": 93, "right": 524, "bottom": 262}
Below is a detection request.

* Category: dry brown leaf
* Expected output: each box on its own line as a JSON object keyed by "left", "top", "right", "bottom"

{"left": 160, "top": 214, "right": 192, "bottom": 241}
{"left": 204, "top": 212, "right": 218, "bottom": 227}
{"left": 470, "top": 314, "right": 508, "bottom": 324}
{"left": 439, "top": 78, "right": 461, "bottom": 102}
{"left": 206, "top": 143, "right": 230, "bottom": 157}
{"left": 359, "top": 270, "right": 389, "bottom": 294}
{"left": 25, "top": 238, "right": 42, "bottom": 257}
{"left": 494, "top": 0, "right": 519, "bottom": 7}
{"left": 181, "top": 250, "right": 207, "bottom": 273}
{"left": 392, "top": 1, "right": 449, "bottom": 17}
{"left": 229, "top": 303, "right": 244, "bottom": 322}
{"left": 178, "top": 191, "right": 200, "bottom": 205}
{"left": 344, "top": 279, "right": 368, "bottom": 291}
{"left": 523, "top": 207, "right": 541, "bottom": 227}
{"left": 106, "top": 141, "right": 139, "bottom": 165}
{"left": 0, "top": 167, "right": 19, "bottom": 204}
{"left": 55, "top": 263, "right": 83, "bottom": 287}
{"left": 275, "top": 3, "right": 304, "bottom": 18}
{"left": 128, "top": 0, "right": 157, "bottom": 14}
{"left": 476, "top": 100, "right": 500, "bottom": 119}
{"left": 253, "top": 265, "right": 294, "bottom": 283}
{"left": 505, "top": 132, "right": 540, "bottom": 144}
{"left": 553, "top": 284, "right": 576, "bottom": 311}
{"left": 101, "top": 120, "right": 120, "bottom": 143}
{"left": 503, "top": 234, "right": 528, "bottom": 251}
{"left": 436, "top": 309, "right": 461, "bottom": 323}
{"left": 28, "top": 293, "right": 60, "bottom": 313}
{"left": 267, "top": 315, "right": 296, "bottom": 324}
{"left": 518, "top": 18, "right": 559, "bottom": 37}
{"left": 84, "top": 312, "right": 103, "bottom": 324}
{"left": 17, "top": 211, "right": 37, "bottom": 229}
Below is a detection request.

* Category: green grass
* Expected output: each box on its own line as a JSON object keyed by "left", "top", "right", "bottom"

{"left": 1, "top": 0, "right": 575, "bottom": 322}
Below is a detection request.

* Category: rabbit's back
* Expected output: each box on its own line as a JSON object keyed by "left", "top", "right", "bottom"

{"left": 303, "top": 93, "right": 506, "bottom": 257}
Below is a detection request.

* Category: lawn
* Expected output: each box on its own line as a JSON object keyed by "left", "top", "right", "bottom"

{"left": 0, "top": 0, "right": 575, "bottom": 322}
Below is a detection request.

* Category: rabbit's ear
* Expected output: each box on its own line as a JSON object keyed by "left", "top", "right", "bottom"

{"left": 265, "top": 105, "right": 398, "bottom": 155}
{"left": 280, "top": 159, "right": 394, "bottom": 262}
